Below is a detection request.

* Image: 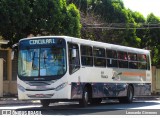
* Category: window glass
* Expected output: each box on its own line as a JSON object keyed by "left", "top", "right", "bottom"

{"left": 40, "top": 48, "right": 66, "bottom": 76}
{"left": 81, "top": 45, "right": 92, "bottom": 56}
{"left": 128, "top": 53, "right": 138, "bottom": 69}
{"left": 68, "top": 43, "right": 80, "bottom": 74}
{"left": 128, "top": 53, "right": 137, "bottom": 61}
{"left": 18, "top": 47, "right": 66, "bottom": 77}
{"left": 137, "top": 54, "right": 146, "bottom": 62}
{"left": 138, "top": 62, "right": 147, "bottom": 70}
{"left": 93, "top": 47, "right": 105, "bottom": 57}
{"left": 118, "top": 51, "right": 128, "bottom": 60}
{"left": 93, "top": 47, "right": 106, "bottom": 67}
{"left": 118, "top": 51, "right": 128, "bottom": 68}
{"left": 81, "top": 45, "right": 93, "bottom": 66}
{"left": 137, "top": 54, "right": 147, "bottom": 70}
{"left": 94, "top": 58, "right": 106, "bottom": 67}
{"left": 106, "top": 49, "right": 118, "bottom": 67}
{"left": 18, "top": 49, "right": 38, "bottom": 76}
{"left": 106, "top": 49, "right": 117, "bottom": 58}
{"left": 129, "top": 62, "right": 138, "bottom": 69}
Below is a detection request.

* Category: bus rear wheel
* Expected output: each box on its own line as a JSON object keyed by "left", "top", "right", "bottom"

{"left": 79, "top": 87, "right": 89, "bottom": 107}
{"left": 40, "top": 99, "right": 50, "bottom": 107}
{"left": 119, "top": 85, "right": 133, "bottom": 103}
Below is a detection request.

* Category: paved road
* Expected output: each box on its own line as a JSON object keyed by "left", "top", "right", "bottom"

{"left": 0, "top": 98, "right": 160, "bottom": 115}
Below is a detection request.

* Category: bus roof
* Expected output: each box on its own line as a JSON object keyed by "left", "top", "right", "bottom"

{"left": 20, "top": 36, "right": 150, "bottom": 54}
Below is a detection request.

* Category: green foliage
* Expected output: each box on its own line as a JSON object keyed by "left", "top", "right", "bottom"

{"left": 130, "top": 11, "right": 148, "bottom": 48}
{"left": 81, "top": 0, "right": 139, "bottom": 47}
{"left": 146, "top": 13, "right": 160, "bottom": 66}
{"left": 65, "top": 4, "right": 81, "bottom": 37}
{"left": 1, "top": 0, "right": 160, "bottom": 67}
{"left": 147, "top": 13, "right": 160, "bottom": 23}
{"left": 67, "top": 0, "right": 88, "bottom": 13}
{"left": 0, "top": 0, "right": 30, "bottom": 44}
{"left": 68, "top": 0, "right": 160, "bottom": 67}
{"left": 0, "top": 0, "right": 81, "bottom": 46}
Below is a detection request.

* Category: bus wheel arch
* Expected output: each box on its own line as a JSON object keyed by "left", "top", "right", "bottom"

{"left": 79, "top": 83, "right": 92, "bottom": 107}
{"left": 128, "top": 84, "right": 134, "bottom": 96}
{"left": 126, "top": 84, "right": 134, "bottom": 103}
{"left": 119, "top": 84, "right": 134, "bottom": 103}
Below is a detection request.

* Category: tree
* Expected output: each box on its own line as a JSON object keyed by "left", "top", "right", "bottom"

{"left": 67, "top": 0, "right": 88, "bottom": 13}
{"left": 0, "top": 0, "right": 31, "bottom": 45}
{"left": 87, "top": 0, "right": 139, "bottom": 47}
{"left": 123, "top": 9, "right": 141, "bottom": 48}
{"left": 69, "top": 0, "right": 160, "bottom": 67}
{"left": 146, "top": 13, "right": 160, "bottom": 66}
{"left": 130, "top": 11, "right": 147, "bottom": 48}
{"left": 63, "top": 3, "right": 81, "bottom": 37}
{"left": 0, "top": 0, "right": 81, "bottom": 47}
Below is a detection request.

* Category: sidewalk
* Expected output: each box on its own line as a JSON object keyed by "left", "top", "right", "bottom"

{"left": 134, "top": 94, "right": 160, "bottom": 101}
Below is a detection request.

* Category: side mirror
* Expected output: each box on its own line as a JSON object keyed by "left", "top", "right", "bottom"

{"left": 11, "top": 43, "right": 18, "bottom": 60}
{"left": 72, "top": 49, "right": 77, "bottom": 58}
{"left": 11, "top": 51, "right": 14, "bottom": 60}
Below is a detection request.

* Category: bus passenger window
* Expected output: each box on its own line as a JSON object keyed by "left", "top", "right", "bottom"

{"left": 106, "top": 49, "right": 118, "bottom": 67}
{"left": 138, "top": 62, "right": 147, "bottom": 70}
{"left": 81, "top": 45, "right": 93, "bottom": 66}
{"left": 118, "top": 51, "right": 128, "bottom": 68}
{"left": 128, "top": 53, "right": 138, "bottom": 69}
{"left": 68, "top": 43, "right": 80, "bottom": 74}
{"left": 138, "top": 54, "right": 146, "bottom": 62}
{"left": 93, "top": 47, "right": 106, "bottom": 67}
{"left": 137, "top": 54, "right": 147, "bottom": 70}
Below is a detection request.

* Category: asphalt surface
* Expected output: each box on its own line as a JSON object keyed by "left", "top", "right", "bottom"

{"left": 0, "top": 95, "right": 160, "bottom": 115}
{"left": 0, "top": 95, "right": 160, "bottom": 106}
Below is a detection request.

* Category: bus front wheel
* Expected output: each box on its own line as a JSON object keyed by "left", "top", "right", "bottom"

{"left": 79, "top": 87, "right": 89, "bottom": 107}
{"left": 40, "top": 99, "right": 50, "bottom": 107}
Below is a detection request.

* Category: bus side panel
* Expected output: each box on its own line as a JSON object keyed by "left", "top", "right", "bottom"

{"left": 116, "top": 83, "right": 128, "bottom": 97}
{"left": 71, "top": 82, "right": 151, "bottom": 99}
{"left": 133, "top": 83, "right": 151, "bottom": 96}
{"left": 92, "top": 83, "right": 106, "bottom": 98}
{"left": 71, "top": 82, "right": 128, "bottom": 99}
{"left": 71, "top": 83, "right": 83, "bottom": 99}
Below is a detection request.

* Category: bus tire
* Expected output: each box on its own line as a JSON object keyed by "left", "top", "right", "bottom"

{"left": 79, "top": 87, "right": 89, "bottom": 107}
{"left": 119, "top": 85, "right": 133, "bottom": 103}
{"left": 40, "top": 99, "right": 50, "bottom": 107}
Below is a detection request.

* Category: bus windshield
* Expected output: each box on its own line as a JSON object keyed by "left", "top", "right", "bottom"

{"left": 18, "top": 47, "right": 66, "bottom": 77}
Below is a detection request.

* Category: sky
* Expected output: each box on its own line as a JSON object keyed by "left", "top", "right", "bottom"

{"left": 122, "top": 0, "right": 160, "bottom": 18}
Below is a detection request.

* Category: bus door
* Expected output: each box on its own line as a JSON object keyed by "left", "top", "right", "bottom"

{"left": 68, "top": 42, "right": 82, "bottom": 99}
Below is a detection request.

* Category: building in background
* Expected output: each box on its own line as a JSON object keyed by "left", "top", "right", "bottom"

{"left": 0, "top": 40, "right": 18, "bottom": 96}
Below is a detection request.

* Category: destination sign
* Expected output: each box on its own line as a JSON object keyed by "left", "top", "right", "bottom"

{"left": 19, "top": 38, "right": 65, "bottom": 49}
{"left": 29, "top": 39, "right": 55, "bottom": 45}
